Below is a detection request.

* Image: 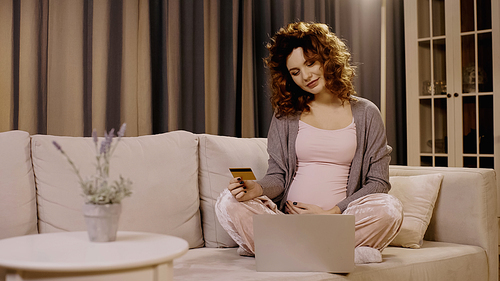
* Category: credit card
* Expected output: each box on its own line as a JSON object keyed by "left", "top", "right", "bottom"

{"left": 229, "top": 168, "right": 256, "bottom": 180}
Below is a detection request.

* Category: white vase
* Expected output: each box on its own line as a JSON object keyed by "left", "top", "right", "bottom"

{"left": 82, "top": 203, "right": 122, "bottom": 242}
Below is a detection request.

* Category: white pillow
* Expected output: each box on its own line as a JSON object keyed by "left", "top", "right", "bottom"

{"left": 388, "top": 173, "right": 444, "bottom": 249}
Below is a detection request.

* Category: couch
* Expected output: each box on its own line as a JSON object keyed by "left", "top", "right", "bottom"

{"left": 0, "top": 130, "right": 497, "bottom": 281}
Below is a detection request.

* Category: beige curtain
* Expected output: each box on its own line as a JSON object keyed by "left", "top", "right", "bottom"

{"left": 0, "top": 0, "right": 151, "bottom": 137}
{"left": 203, "top": 0, "right": 256, "bottom": 137}
{"left": 0, "top": 0, "right": 14, "bottom": 134}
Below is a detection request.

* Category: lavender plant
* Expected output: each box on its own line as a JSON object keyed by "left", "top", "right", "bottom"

{"left": 53, "top": 123, "right": 132, "bottom": 205}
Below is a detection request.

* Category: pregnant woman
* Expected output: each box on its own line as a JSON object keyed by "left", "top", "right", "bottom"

{"left": 216, "top": 22, "right": 403, "bottom": 264}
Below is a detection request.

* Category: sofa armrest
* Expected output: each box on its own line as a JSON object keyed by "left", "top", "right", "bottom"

{"left": 0, "top": 130, "right": 38, "bottom": 239}
{"left": 389, "top": 165, "right": 498, "bottom": 279}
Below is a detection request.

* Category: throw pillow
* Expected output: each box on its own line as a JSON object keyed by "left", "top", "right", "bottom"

{"left": 388, "top": 173, "right": 444, "bottom": 249}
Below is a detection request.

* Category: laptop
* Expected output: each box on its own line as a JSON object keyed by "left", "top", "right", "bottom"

{"left": 253, "top": 214, "right": 355, "bottom": 273}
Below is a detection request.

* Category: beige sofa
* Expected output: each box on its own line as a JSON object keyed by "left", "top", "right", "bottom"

{"left": 0, "top": 130, "right": 498, "bottom": 281}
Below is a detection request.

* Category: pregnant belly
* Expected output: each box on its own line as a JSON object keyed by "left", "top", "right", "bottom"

{"left": 286, "top": 164, "right": 348, "bottom": 211}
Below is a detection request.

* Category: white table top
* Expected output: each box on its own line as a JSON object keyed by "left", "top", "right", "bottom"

{"left": 0, "top": 231, "right": 189, "bottom": 272}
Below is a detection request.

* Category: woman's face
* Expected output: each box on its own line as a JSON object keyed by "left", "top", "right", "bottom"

{"left": 286, "top": 47, "right": 326, "bottom": 95}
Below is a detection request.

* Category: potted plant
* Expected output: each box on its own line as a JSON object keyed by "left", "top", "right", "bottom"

{"left": 53, "top": 124, "right": 132, "bottom": 242}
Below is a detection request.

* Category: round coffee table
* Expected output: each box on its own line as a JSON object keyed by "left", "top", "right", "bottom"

{"left": 0, "top": 231, "right": 188, "bottom": 281}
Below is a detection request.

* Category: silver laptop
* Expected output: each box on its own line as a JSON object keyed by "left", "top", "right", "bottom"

{"left": 253, "top": 214, "right": 355, "bottom": 273}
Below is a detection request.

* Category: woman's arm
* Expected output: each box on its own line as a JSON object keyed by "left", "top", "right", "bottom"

{"left": 255, "top": 115, "right": 289, "bottom": 200}
{"left": 226, "top": 115, "right": 292, "bottom": 203}
{"left": 336, "top": 102, "right": 392, "bottom": 212}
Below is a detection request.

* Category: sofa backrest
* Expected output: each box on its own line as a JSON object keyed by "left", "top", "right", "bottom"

{"left": 0, "top": 131, "right": 38, "bottom": 239}
{"left": 30, "top": 130, "right": 204, "bottom": 248}
{"left": 196, "top": 136, "right": 498, "bottom": 255}
{"left": 390, "top": 165, "right": 498, "bottom": 280}
{"left": 197, "top": 134, "right": 268, "bottom": 247}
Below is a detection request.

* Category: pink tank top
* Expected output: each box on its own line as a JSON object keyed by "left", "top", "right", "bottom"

{"left": 286, "top": 119, "right": 357, "bottom": 211}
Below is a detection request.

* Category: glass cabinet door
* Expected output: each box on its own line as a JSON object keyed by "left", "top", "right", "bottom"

{"left": 460, "top": 0, "right": 494, "bottom": 168}
{"left": 417, "top": 0, "right": 449, "bottom": 166}
{"left": 406, "top": 0, "right": 497, "bottom": 170}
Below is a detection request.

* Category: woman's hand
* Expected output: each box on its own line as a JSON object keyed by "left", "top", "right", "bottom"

{"left": 228, "top": 178, "right": 263, "bottom": 202}
{"left": 286, "top": 201, "right": 341, "bottom": 215}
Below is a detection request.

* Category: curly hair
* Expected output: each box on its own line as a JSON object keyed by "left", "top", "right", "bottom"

{"left": 265, "top": 22, "right": 357, "bottom": 117}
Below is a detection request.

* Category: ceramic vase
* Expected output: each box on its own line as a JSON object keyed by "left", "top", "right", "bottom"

{"left": 82, "top": 203, "right": 121, "bottom": 242}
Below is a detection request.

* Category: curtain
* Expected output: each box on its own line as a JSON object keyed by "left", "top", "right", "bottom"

{"left": 336, "top": 0, "right": 407, "bottom": 164}
{"left": 151, "top": 0, "right": 405, "bottom": 163}
{"left": 0, "top": 0, "right": 151, "bottom": 137}
{"left": 1, "top": 0, "right": 406, "bottom": 164}
{"left": 151, "top": 0, "right": 337, "bottom": 137}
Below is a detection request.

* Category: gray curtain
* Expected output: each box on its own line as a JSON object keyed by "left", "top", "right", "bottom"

{"left": 1, "top": 0, "right": 405, "bottom": 163}
{"left": 336, "top": 0, "right": 407, "bottom": 164}
{"left": 150, "top": 0, "right": 406, "bottom": 163}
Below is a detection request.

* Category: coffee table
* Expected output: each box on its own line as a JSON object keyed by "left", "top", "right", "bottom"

{"left": 0, "top": 231, "right": 188, "bottom": 281}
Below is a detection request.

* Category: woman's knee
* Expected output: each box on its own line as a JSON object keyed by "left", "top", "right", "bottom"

{"left": 216, "top": 189, "right": 237, "bottom": 214}
{"left": 215, "top": 189, "right": 253, "bottom": 223}
{"left": 348, "top": 193, "right": 403, "bottom": 226}
{"left": 377, "top": 194, "right": 404, "bottom": 227}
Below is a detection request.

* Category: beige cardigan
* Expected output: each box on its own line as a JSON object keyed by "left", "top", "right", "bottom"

{"left": 256, "top": 97, "right": 392, "bottom": 212}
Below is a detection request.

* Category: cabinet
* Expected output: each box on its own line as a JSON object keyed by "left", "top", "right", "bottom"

{"left": 404, "top": 0, "right": 499, "bottom": 169}
{"left": 404, "top": 0, "right": 500, "bottom": 244}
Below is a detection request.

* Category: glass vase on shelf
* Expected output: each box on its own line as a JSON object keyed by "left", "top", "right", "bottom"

{"left": 434, "top": 81, "right": 446, "bottom": 95}
{"left": 422, "top": 80, "right": 432, "bottom": 95}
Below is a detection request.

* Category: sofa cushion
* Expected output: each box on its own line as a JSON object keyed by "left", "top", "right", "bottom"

{"left": 388, "top": 173, "right": 444, "bottom": 248}
{"left": 198, "top": 134, "right": 268, "bottom": 247}
{"left": 0, "top": 131, "right": 38, "bottom": 239}
{"left": 31, "top": 130, "right": 203, "bottom": 248}
{"left": 174, "top": 241, "right": 487, "bottom": 280}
